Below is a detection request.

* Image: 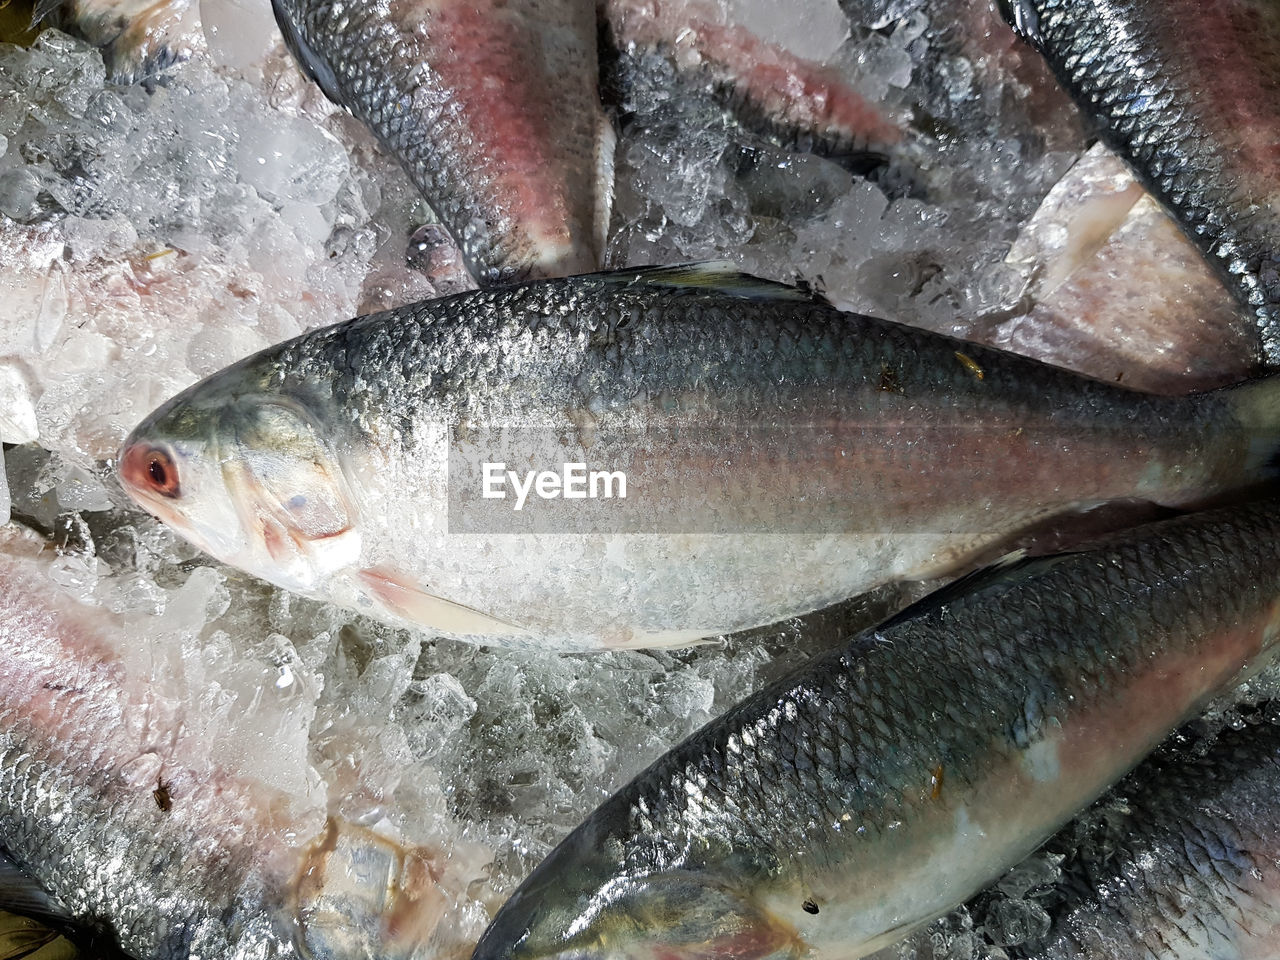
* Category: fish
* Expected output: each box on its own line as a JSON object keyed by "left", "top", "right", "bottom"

{"left": 996, "top": 143, "right": 1259, "bottom": 394}
{"left": 118, "top": 262, "right": 1280, "bottom": 650}
{"left": 34, "top": 0, "right": 200, "bottom": 82}
{"left": 270, "top": 0, "right": 615, "bottom": 285}
{"left": 468, "top": 497, "right": 1280, "bottom": 960}
{"left": 0, "top": 523, "right": 458, "bottom": 960}
{"left": 601, "top": 0, "right": 905, "bottom": 167}
{"left": 269, "top": 0, "right": 904, "bottom": 283}
{"left": 998, "top": 0, "right": 1280, "bottom": 365}
{"left": 1021, "top": 713, "right": 1280, "bottom": 959}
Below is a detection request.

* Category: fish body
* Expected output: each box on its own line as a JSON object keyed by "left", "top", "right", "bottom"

{"left": 469, "top": 499, "right": 1280, "bottom": 960}
{"left": 998, "top": 143, "right": 1258, "bottom": 393}
{"left": 0, "top": 526, "right": 448, "bottom": 959}
{"left": 120, "top": 264, "right": 1280, "bottom": 649}
{"left": 1026, "top": 717, "right": 1280, "bottom": 959}
{"left": 1000, "top": 0, "right": 1280, "bottom": 364}
{"left": 271, "top": 0, "right": 613, "bottom": 284}
{"left": 603, "top": 0, "right": 903, "bottom": 163}
{"left": 271, "top": 0, "right": 905, "bottom": 282}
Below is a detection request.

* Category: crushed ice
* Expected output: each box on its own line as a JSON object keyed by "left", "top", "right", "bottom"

{"left": 0, "top": 0, "right": 1268, "bottom": 956}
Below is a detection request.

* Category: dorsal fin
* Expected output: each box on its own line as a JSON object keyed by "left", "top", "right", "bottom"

{"left": 605, "top": 262, "right": 824, "bottom": 303}
{"left": 271, "top": 0, "right": 347, "bottom": 107}
{"left": 877, "top": 548, "right": 1079, "bottom": 632}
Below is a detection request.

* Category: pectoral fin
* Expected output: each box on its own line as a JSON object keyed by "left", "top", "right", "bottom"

{"left": 357, "top": 566, "right": 527, "bottom": 638}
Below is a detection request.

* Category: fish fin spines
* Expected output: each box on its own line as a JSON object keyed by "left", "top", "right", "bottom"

{"left": 356, "top": 566, "right": 529, "bottom": 638}
{"left": 594, "top": 114, "right": 618, "bottom": 264}
{"left": 609, "top": 263, "right": 824, "bottom": 303}
{"left": 272, "top": 0, "right": 346, "bottom": 108}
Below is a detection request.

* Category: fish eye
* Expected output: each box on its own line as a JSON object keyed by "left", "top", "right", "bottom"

{"left": 144, "top": 448, "right": 181, "bottom": 498}
{"left": 121, "top": 442, "right": 182, "bottom": 500}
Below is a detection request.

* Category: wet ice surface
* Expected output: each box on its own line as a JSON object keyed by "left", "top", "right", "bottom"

{"left": 606, "top": 0, "right": 1086, "bottom": 340}
{"left": 0, "top": 0, "right": 1267, "bottom": 955}
{"left": 0, "top": 25, "right": 442, "bottom": 462}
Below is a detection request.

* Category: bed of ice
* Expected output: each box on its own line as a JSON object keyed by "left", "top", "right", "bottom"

{"left": 0, "top": 0, "right": 1270, "bottom": 956}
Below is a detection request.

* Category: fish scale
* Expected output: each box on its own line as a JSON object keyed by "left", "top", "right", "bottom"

{"left": 271, "top": 0, "right": 610, "bottom": 284}
{"left": 1002, "top": 0, "right": 1280, "bottom": 366}
{"left": 1020, "top": 716, "right": 1280, "bottom": 959}
{"left": 470, "top": 498, "right": 1280, "bottom": 960}
{"left": 120, "top": 266, "right": 1280, "bottom": 648}
{"left": 0, "top": 672, "right": 291, "bottom": 958}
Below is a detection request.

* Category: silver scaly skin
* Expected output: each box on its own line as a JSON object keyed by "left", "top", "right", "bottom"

{"left": 0, "top": 526, "right": 452, "bottom": 960}
{"left": 470, "top": 498, "right": 1280, "bottom": 960}
{"left": 1000, "top": 0, "right": 1280, "bottom": 367}
{"left": 118, "top": 264, "right": 1280, "bottom": 650}
{"left": 1026, "top": 716, "right": 1280, "bottom": 959}
{"left": 270, "top": 0, "right": 612, "bottom": 284}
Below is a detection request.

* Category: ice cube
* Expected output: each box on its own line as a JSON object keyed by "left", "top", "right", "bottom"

{"left": 983, "top": 898, "right": 1051, "bottom": 947}
{"left": 55, "top": 462, "right": 114, "bottom": 512}
{"left": 725, "top": 0, "right": 851, "bottom": 63}
{"left": 235, "top": 111, "right": 349, "bottom": 206}
{"left": 0, "top": 167, "right": 43, "bottom": 220}
{"left": 201, "top": 0, "right": 283, "bottom": 70}
{"left": 0, "top": 363, "right": 39, "bottom": 444}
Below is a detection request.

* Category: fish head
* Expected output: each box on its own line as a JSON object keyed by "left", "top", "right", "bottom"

{"left": 474, "top": 827, "right": 803, "bottom": 960}
{"left": 119, "top": 374, "right": 361, "bottom": 593}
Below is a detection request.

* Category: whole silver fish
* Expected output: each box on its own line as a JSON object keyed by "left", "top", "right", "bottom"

{"left": 0, "top": 525, "right": 452, "bottom": 960}
{"left": 271, "top": 0, "right": 613, "bottom": 284}
{"left": 1000, "top": 0, "right": 1280, "bottom": 365}
{"left": 1025, "top": 715, "right": 1280, "bottom": 959}
{"left": 470, "top": 498, "right": 1280, "bottom": 960}
{"left": 118, "top": 264, "right": 1280, "bottom": 650}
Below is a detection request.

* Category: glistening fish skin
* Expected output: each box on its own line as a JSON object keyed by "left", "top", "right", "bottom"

{"left": 271, "top": 0, "right": 612, "bottom": 284}
{"left": 1026, "top": 716, "right": 1280, "bottom": 960}
{"left": 117, "top": 264, "right": 1280, "bottom": 650}
{"left": 0, "top": 527, "right": 447, "bottom": 960}
{"left": 470, "top": 500, "right": 1280, "bottom": 960}
{"left": 999, "top": 0, "right": 1280, "bottom": 366}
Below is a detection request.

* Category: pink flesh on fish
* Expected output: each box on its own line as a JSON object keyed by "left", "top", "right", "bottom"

{"left": 604, "top": 0, "right": 903, "bottom": 156}
{"left": 997, "top": 145, "right": 1260, "bottom": 393}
